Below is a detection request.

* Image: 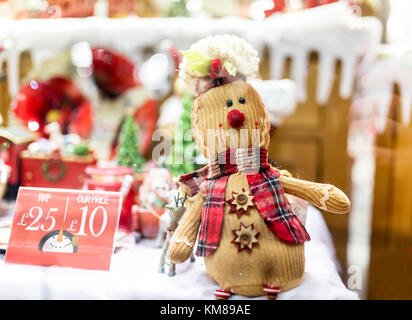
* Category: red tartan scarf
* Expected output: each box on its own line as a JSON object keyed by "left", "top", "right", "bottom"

{"left": 179, "top": 148, "right": 310, "bottom": 257}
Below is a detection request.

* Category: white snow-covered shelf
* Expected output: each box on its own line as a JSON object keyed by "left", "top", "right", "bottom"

{"left": 355, "top": 44, "right": 412, "bottom": 132}
{"left": 0, "top": 2, "right": 381, "bottom": 107}
{"left": 0, "top": 206, "right": 358, "bottom": 300}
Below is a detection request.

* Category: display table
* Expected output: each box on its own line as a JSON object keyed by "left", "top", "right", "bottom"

{"left": 0, "top": 205, "right": 358, "bottom": 300}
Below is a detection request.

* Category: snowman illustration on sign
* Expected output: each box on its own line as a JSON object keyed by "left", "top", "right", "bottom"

{"left": 38, "top": 229, "right": 79, "bottom": 253}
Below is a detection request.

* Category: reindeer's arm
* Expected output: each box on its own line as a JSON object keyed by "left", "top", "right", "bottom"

{"left": 274, "top": 169, "right": 351, "bottom": 214}
{"left": 169, "top": 189, "right": 204, "bottom": 264}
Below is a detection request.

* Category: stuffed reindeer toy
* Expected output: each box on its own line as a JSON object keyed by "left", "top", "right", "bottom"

{"left": 168, "top": 35, "right": 351, "bottom": 300}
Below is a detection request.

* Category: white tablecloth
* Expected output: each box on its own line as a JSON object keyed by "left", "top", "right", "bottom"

{"left": 0, "top": 206, "right": 358, "bottom": 300}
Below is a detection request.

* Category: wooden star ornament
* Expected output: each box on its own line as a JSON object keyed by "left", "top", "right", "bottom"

{"left": 227, "top": 188, "right": 254, "bottom": 218}
{"left": 231, "top": 223, "right": 260, "bottom": 253}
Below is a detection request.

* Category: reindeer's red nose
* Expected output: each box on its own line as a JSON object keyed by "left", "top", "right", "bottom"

{"left": 227, "top": 109, "right": 245, "bottom": 128}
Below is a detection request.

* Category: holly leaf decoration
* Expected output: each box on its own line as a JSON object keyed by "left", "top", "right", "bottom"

{"left": 181, "top": 50, "right": 212, "bottom": 76}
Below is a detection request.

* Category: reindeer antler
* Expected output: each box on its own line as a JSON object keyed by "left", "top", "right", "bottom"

{"left": 180, "top": 193, "right": 188, "bottom": 207}
{"left": 173, "top": 192, "right": 188, "bottom": 208}
{"left": 173, "top": 193, "right": 180, "bottom": 207}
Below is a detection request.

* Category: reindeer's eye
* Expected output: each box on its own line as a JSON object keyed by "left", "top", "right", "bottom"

{"left": 239, "top": 97, "right": 246, "bottom": 104}
{"left": 226, "top": 100, "right": 233, "bottom": 107}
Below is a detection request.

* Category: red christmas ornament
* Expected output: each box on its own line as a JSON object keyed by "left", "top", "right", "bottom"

{"left": 47, "top": 77, "right": 88, "bottom": 133}
{"left": 48, "top": 77, "right": 86, "bottom": 108}
{"left": 13, "top": 77, "right": 93, "bottom": 138}
{"left": 227, "top": 109, "right": 245, "bottom": 128}
{"left": 209, "top": 58, "right": 223, "bottom": 79}
{"left": 92, "top": 47, "right": 140, "bottom": 98}
{"left": 13, "top": 80, "right": 58, "bottom": 134}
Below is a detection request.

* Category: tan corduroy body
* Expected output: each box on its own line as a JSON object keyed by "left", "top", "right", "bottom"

{"left": 204, "top": 172, "right": 304, "bottom": 296}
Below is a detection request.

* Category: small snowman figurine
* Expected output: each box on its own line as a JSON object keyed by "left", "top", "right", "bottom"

{"left": 168, "top": 35, "right": 351, "bottom": 300}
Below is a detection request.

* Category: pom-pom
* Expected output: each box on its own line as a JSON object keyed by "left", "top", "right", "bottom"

{"left": 209, "top": 58, "right": 223, "bottom": 79}
{"left": 227, "top": 109, "right": 245, "bottom": 128}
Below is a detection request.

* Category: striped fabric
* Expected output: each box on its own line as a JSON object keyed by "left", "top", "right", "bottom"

{"left": 196, "top": 176, "right": 230, "bottom": 257}
{"left": 247, "top": 168, "right": 311, "bottom": 244}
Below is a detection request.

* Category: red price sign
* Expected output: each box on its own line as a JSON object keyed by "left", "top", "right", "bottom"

{"left": 5, "top": 187, "right": 122, "bottom": 271}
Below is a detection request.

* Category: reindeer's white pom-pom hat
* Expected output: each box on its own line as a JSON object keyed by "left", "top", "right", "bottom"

{"left": 179, "top": 34, "right": 260, "bottom": 96}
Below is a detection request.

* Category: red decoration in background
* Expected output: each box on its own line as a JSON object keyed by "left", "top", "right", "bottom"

{"left": 47, "top": 77, "right": 89, "bottom": 134}
{"left": 13, "top": 77, "right": 93, "bottom": 138}
{"left": 306, "top": 0, "right": 339, "bottom": 8}
{"left": 265, "top": 0, "right": 286, "bottom": 18}
{"left": 13, "top": 0, "right": 95, "bottom": 19}
{"left": 68, "top": 102, "right": 94, "bottom": 139}
{"left": 91, "top": 47, "right": 141, "bottom": 98}
{"left": 133, "top": 99, "right": 158, "bottom": 154}
{"left": 48, "top": 77, "right": 86, "bottom": 108}
{"left": 13, "top": 80, "right": 58, "bottom": 135}
{"left": 46, "top": 0, "right": 95, "bottom": 18}
{"left": 108, "top": 0, "right": 136, "bottom": 17}
{"left": 264, "top": 0, "right": 339, "bottom": 16}
{"left": 20, "top": 151, "right": 97, "bottom": 190}
{"left": 15, "top": 47, "right": 155, "bottom": 157}
{"left": 91, "top": 47, "right": 159, "bottom": 156}
{"left": 0, "top": 132, "right": 33, "bottom": 198}
{"left": 168, "top": 44, "right": 182, "bottom": 77}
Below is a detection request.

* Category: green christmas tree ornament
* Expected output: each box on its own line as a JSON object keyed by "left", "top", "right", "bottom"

{"left": 167, "top": 94, "right": 197, "bottom": 177}
{"left": 117, "top": 115, "right": 145, "bottom": 173}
